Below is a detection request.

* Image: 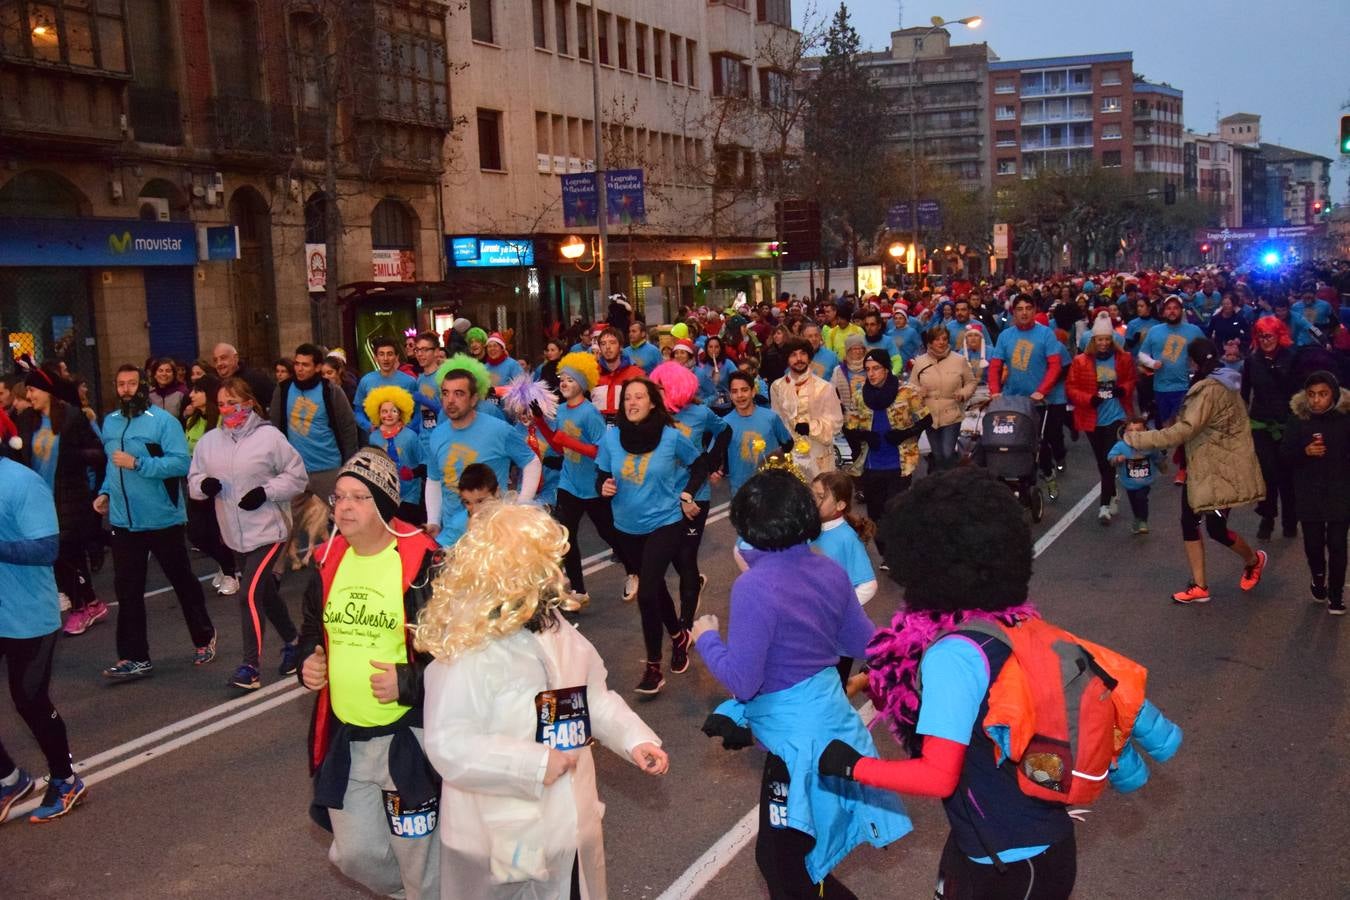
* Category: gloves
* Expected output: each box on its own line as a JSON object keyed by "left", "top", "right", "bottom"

{"left": 529, "top": 400, "right": 545, "bottom": 420}
{"left": 884, "top": 429, "right": 905, "bottom": 446}
{"left": 200, "top": 477, "right": 223, "bottom": 498}
{"left": 818, "top": 739, "right": 862, "bottom": 780}
{"left": 794, "top": 421, "right": 810, "bottom": 436}
{"left": 542, "top": 455, "right": 563, "bottom": 470}
{"left": 398, "top": 466, "right": 414, "bottom": 481}
{"left": 237, "top": 487, "right": 267, "bottom": 511}
{"left": 701, "top": 713, "right": 754, "bottom": 751}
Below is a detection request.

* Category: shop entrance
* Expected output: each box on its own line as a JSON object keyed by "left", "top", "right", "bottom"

{"left": 0, "top": 267, "right": 100, "bottom": 402}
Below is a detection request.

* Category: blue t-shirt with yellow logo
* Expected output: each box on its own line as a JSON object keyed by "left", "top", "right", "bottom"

{"left": 286, "top": 382, "right": 342, "bottom": 472}
{"left": 722, "top": 406, "right": 792, "bottom": 496}
{"left": 428, "top": 412, "right": 536, "bottom": 546}
{"left": 672, "top": 404, "right": 728, "bottom": 503}
{"left": 30, "top": 415, "right": 59, "bottom": 488}
{"left": 595, "top": 426, "right": 700, "bottom": 535}
{"left": 1139, "top": 322, "right": 1204, "bottom": 393}
{"left": 554, "top": 399, "right": 607, "bottom": 500}
{"left": 992, "top": 322, "right": 1061, "bottom": 397}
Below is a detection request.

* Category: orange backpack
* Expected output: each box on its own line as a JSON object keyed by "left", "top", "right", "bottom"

{"left": 937, "top": 618, "right": 1148, "bottom": 806}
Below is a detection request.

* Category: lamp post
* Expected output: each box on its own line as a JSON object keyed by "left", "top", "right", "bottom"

{"left": 587, "top": 3, "right": 611, "bottom": 311}
{"left": 907, "top": 14, "right": 981, "bottom": 284}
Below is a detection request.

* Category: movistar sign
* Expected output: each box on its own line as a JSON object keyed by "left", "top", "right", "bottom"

{"left": 0, "top": 217, "right": 197, "bottom": 266}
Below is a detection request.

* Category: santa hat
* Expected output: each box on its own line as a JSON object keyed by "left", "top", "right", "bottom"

{"left": 0, "top": 407, "right": 23, "bottom": 452}
{"left": 672, "top": 338, "right": 696, "bottom": 357}
{"left": 486, "top": 332, "right": 507, "bottom": 350}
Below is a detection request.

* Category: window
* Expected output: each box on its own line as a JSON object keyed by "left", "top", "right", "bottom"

{"left": 635, "top": 23, "right": 646, "bottom": 74}
{"left": 997, "top": 158, "right": 1016, "bottom": 176}
{"left": 576, "top": 4, "right": 589, "bottom": 59}
{"left": 995, "top": 104, "right": 1016, "bottom": 120}
{"left": 669, "top": 34, "right": 680, "bottom": 82}
{"left": 289, "top": 11, "right": 323, "bottom": 110}
{"left": 470, "top": 0, "right": 493, "bottom": 43}
{"left": 759, "top": 68, "right": 789, "bottom": 109}
{"left": 1100, "top": 95, "right": 1121, "bottom": 113}
{"left": 1197, "top": 144, "right": 1211, "bottom": 160}
{"left": 994, "top": 78, "right": 1014, "bottom": 94}
{"left": 372, "top": 3, "right": 449, "bottom": 127}
{"left": 714, "top": 145, "right": 739, "bottom": 187}
{"left": 653, "top": 28, "right": 664, "bottom": 78}
{"left": 1102, "top": 150, "right": 1121, "bottom": 167}
{"left": 596, "top": 11, "right": 609, "bottom": 65}
{"left": 686, "top": 39, "right": 696, "bottom": 87}
{"left": 1101, "top": 68, "right": 1120, "bottom": 86}
{"left": 995, "top": 129, "right": 1016, "bottom": 147}
{"left": 477, "top": 108, "right": 503, "bottom": 170}
{"left": 757, "top": 0, "right": 790, "bottom": 26}
{"left": 532, "top": 0, "right": 546, "bottom": 48}
{"left": 616, "top": 16, "right": 627, "bottom": 69}
{"left": 211, "top": 0, "right": 260, "bottom": 98}
{"left": 2, "top": 0, "right": 130, "bottom": 71}
{"left": 1102, "top": 123, "right": 1121, "bottom": 141}
{"left": 712, "top": 53, "right": 748, "bottom": 98}
{"left": 371, "top": 198, "right": 414, "bottom": 249}
{"left": 554, "top": 0, "right": 568, "bottom": 54}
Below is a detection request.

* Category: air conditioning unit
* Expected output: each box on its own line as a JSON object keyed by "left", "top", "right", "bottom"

{"left": 140, "top": 197, "right": 170, "bottom": 221}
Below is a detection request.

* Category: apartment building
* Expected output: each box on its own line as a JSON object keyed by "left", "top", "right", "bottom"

{"left": 1184, "top": 131, "right": 1237, "bottom": 226}
{"left": 854, "top": 27, "right": 994, "bottom": 191}
{"left": 447, "top": 0, "right": 799, "bottom": 335}
{"left": 1131, "top": 79, "right": 1183, "bottom": 184}
{"left": 987, "top": 52, "right": 1135, "bottom": 182}
{"left": 0, "top": 0, "right": 453, "bottom": 397}
{"left": 1260, "top": 142, "right": 1333, "bottom": 226}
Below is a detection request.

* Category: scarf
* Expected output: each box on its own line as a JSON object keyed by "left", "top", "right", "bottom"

{"left": 292, "top": 373, "right": 323, "bottom": 392}
{"left": 861, "top": 373, "right": 900, "bottom": 412}
{"left": 617, "top": 413, "right": 665, "bottom": 455}
{"left": 866, "top": 602, "right": 1039, "bottom": 753}
{"left": 220, "top": 404, "right": 251, "bottom": 430}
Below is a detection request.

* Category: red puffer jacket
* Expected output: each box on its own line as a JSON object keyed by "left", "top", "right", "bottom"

{"left": 1065, "top": 347, "right": 1137, "bottom": 433}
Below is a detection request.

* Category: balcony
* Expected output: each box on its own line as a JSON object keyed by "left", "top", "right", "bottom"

{"left": 128, "top": 86, "right": 183, "bottom": 145}
{"left": 209, "top": 96, "right": 294, "bottom": 156}
{"left": 1022, "top": 137, "right": 1094, "bottom": 151}
{"left": 0, "top": 65, "right": 125, "bottom": 146}
{"left": 1020, "top": 82, "right": 1093, "bottom": 98}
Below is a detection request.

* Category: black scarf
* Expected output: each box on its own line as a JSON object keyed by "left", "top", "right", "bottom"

{"left": 861, "top": 374, "right": 900, "bottom": 411}
{"left": 617, "top": 413, "right": 665, "bottom": 454}
{"left": 292, "top": 373, "right": 324, "bottom": 392}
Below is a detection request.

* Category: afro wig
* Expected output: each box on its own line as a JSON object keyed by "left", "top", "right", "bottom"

{"left": 499, "top": 373, "right": 558, "bottom": 422}
{"left": 434, "top": 354, "right": 491, "bottom": 400}
{"left": 877, "top": 467, "right": 1032, "bottom": 612}
{"left": 363, "top": 384, "right": 415, "bottom": 426}
{"left": 649, "top": 360, "right": 699, "bottom": 413}
{"left": 556, "top": 351, "right": 600, "bottom": 393}
{"left": 731, "top": 469, "right": 821, "bottom": 550}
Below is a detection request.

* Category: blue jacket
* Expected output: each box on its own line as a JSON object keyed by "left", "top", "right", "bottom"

{"left": 713, "top": 668, "right": 911, "bottom": 883}
{"left": 99, "top": 406, "right": 190, "bottom": 531}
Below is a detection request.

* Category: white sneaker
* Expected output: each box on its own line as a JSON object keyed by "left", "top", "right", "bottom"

{"left": 211, "top": 570, "right": 224, "bottom": 589}
{"left": 622, "top": 575, "right": 639, "bottom": 603}
{"left": 1109, "top": 495, "right": 1119, "bottom": 515}
{"left": 218, "top": 575, "right": 240, "bottom": 596}
{"left": 1098, "top": 505, "right": 1112, "bottom": 525}
{"left": 57, "top": 592, "right": 71, "bottom": 612}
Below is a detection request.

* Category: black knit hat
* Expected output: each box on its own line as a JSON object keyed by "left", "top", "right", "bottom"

{"left": 336, "top": 448, "right": 401, "bottom": 523}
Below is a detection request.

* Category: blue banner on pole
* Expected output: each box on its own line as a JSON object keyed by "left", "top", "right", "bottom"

{"left": 885, "top": 203, "right": 912, "bottom": 229}
{"left": 561, "top": 170, "right": 646, "bottom": 228}
{"left": 561, "top": 174, "right": 599, "bottom": 227}
{"left": 917, "top": 200, "right": 942, "bottom": 229}
{"left": 0, "top": 218, "right": 198, "bottom": 267}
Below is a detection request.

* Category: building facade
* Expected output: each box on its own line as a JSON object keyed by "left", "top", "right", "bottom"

{"left": 1131, "top": 79, "right": 1183, "bottom": 184}
{"left": 1184, "top": 130, "right": 1237, "bottom": 226}
{"left": 1259, "top": 142, "right": 1333, "bottom": 226}
{"left": 987, "top": 52, "right": 1136, "bottom": 182}
{"left": 1, "top": 0, "right": 453, "bottom": 404}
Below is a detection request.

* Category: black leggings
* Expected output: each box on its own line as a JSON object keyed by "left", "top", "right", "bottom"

{"left": 235, "top": 542, "right": 297, "bottom": 670}
{"left": 1302, "top": 519, "right": 1349, "bottom": 600}
{"left": 186, "top": 496, "right": 235, "bottom": 575}
{"left": 0, "top": 631, "right": 73, "bottom": 780}
{"left": 111, "top": 524, "right": 216, "bottom": 662}
{"left": 1086, "top": 424, "right": 1118, "bottom": 503}
{"left": 553, "top": 489, "right": 626, "bottom": 593}
{"left": 616, "top": 519, "right": 695, "bottom": 663}
{"left": 1252, "top": 429, "right": 1297, "bottom": 529}
{"left": 755, "top": 753, "right": 857, "bottom": 899}
{"left": 54, "top": 533, "right": 96, "bottom": 611}
{"left": 859, "top": 467, "right": 910, "bottom": 555}
{"left": 1179, "top": 495, "right": 1236, "bottom": 546}
{"left": 937, "top": 831, "right": 1076, "bottom": 900}
{"left": 674, "top": 500, "right": 711, "bottom": 629}
{"left": 1038, "top": 403, "right": 1068, "bottom": 474}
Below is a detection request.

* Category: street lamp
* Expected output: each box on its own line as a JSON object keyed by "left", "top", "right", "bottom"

{"left": 560, "top": 235, "right": 601, "bottom": 272}
{"left": 907, "top": 14, "right": 982, "bottom": 282}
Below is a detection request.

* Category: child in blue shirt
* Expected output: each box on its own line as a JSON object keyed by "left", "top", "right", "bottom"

{"left": 808, "top": 472, "right": 877, "bottom": 606}
{"left": 364, "top": 386, "right": 426, "bottom": 524}
{"left": 1108, "top": 416, "right": 1166, "bottom": 535}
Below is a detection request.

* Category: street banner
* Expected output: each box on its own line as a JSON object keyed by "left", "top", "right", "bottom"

{"left": 918, "top": 200, "right": 942, "bottom": 229}
{"left": 561, "top": 170, "right": 646, "bottom": 227}
{"left": 306, "top": 243, "right": 327, "bottom": 291}
{"left": 561, "top": 173, "right": 599, "bottom": 227}
{"left": 372, "top": 248, "right": 416, "bottom": 282}
{"left": 886, "top": 203, "right": 912, "bottom": 229}
{"left": 1194, "top": 225, "right": 1326, "bottom": 243}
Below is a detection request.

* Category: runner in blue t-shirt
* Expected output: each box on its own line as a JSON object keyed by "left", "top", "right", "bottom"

{"left": 720, "top": 372, "right": 793, "bottom": 496}
{"left": 353, "top": 337, "right": 420, "bottom": 434}
{"left": 1137, "top": 295, "right": 1205, "bottom": 424}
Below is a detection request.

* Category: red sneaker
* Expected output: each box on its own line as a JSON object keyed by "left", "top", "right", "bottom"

{"left": 1172, "top": 583, "right": 1211, "bottom": 604}
{"left": 1240, "top": 550, "right": 1268, "bottom": 592}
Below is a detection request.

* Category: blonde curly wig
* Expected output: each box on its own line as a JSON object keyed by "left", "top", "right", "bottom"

{"left": 363, "top": 385, "right": 414, "bottom": 426}
{"left": 413, "top": 502, "right": 570, "bottom": 660}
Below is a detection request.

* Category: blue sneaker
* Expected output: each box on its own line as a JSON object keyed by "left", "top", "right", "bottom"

{"left": 278, "top": 641, "right": 300, "bottom": 677}
{"left": 29, "top": 775, "right": 86, "bottom": 823}
{"left": 103, "top": 659, "right": 153, "bottom": 681}
{"left": 230, "top": 664, "right": 261, "bottom": 691}
{"left": 0, "top": 769, "right": 35, "bottom": 822}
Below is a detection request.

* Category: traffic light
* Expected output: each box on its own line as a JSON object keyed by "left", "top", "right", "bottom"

{"left": 1341, "top": 115, "right": 1350, "bottom": 154}
{"left": 1199, "top": 243, "right": 1211, "bottom": 255}
{"left": 768, "top": 241, "right": 782, "bottom": 258}
{"left": 1312, "top": 200, "right": 1324, "bottom": 216}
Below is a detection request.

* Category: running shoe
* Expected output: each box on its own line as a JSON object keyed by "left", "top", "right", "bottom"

{"left": 1329, "top": 599, "right": 1347, "bottom": 617}
{"left": 670, "top": 630, "right": 692, "bottom": 675}
{"left": 29, "top": 775, "right": 87, "bottom": 823}
{"left": 230, "top": 664, "right": 261, "bottom": 691}
{"left": 103, "top": 659, "right": 153, "bottom": 680}
{"left": 1131, "top": 520, "right": 1149, "bottom": 535}
{"left": 62, "top": 599, "right": 109, "bottom": 636}
{"left": 1097, "top": 504, "right": 1111, "bottom": 526}
{"left": 0, "top": 769, "right": 35, "bottom": 822}
{"left": 634, "top": 662, "right": 665, "bottom": 696}
{"left": 1239, "top": 550, "right": 1268, "bottom": 592}
{"left": 278, "top": 641, "right": 300, "bottom": 676}
{"left": 211, "top": 570, "right": 224, "bottom": 589}
{"left": 1045, "top": 474, "right": 1059, "bottom": 502}
{"left": 1108, "top": 495, "right": 1119, "bottom": 516}
{"left": 1311, "top": 578, "right": 1328, "bottom": 602}
{"left": 193, "top": 634, "right": 218, "bottom": 666}
{"left": 1173, "top": 468, "right": 1187, "bottom": 486}
{"left": 622, "top": 575, "right": 639, "bottom": 604}
{"left": 217, "top": 575, "right": 240, "bottom": 596}
{"left": 1256, "top": 517, "right": 1274, "bottom": 540}
{"left": 1171, "top": 583, "right": 1211, "bottom": 604}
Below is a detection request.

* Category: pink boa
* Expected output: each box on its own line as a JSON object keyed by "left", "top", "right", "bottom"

{"left": 866, "top": 601, "right": 1039, "bottom": 749}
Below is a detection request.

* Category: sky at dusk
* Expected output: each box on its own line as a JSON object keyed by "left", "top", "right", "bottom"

{"left": 799, "top": 0, "right": 1350, "bottom": 201}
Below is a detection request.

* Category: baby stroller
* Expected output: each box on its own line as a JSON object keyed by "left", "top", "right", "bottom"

{"left": 974, "top": 393, "right": 1045, "bottom": 523}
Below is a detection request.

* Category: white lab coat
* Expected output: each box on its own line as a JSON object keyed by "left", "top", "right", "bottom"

{"left": 422, "top": 613, "right": 660, "bottom": 900}
{"left": 770, "top": 372, "right": 844, "bottom": 470}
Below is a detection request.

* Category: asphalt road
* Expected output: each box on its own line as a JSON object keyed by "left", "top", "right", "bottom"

{"left": 2, "top": 438, "right": 1348, "bottom": 899}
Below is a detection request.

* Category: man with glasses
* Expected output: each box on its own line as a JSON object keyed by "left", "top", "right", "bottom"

{"left": 296, "top": 447, "right": 442, "bottom": 898}
{"left": 271, "top": 343, "right": 359, "bottom": 508}
{"left": 410, "top": 332, "right": 445, "bottom": 455}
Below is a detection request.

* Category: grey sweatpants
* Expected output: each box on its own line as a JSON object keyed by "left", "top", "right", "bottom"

{"left": 327, "top": 731, "right": 441, "bottom": 899}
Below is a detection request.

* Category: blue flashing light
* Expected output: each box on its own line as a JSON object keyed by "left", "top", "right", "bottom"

{"left": 1261, "top": 251, "right": 1281, "bottom": 268}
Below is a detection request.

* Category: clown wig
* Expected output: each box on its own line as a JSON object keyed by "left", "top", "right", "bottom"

{"left": 1251, "top": 314, "right": 1292, "bottom": 350}
{"left": 556, "top": 351, "right": 599, "bottom": 393}
{"left": 499, "top": 373, "right": 558, "bottom": 422}
{"left": 649, "top": 360, "right": 698, "bottom": 413}
{"left": 363, "top": 384, "right": 414, "bottom": 426}
{"left": 434, "top": 354, "right": 491, "bottom": 399}
{"left": 414, "top": 502, "right": 570, "bottom": 660}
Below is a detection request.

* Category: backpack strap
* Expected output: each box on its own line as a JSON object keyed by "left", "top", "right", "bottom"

{"left": 915, "top": 620, "right": 1011, "bottom": 695}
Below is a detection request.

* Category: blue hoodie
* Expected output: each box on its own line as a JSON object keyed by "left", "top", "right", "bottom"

{"left": 99, "top": 405, "right": 191, "bottom": 531}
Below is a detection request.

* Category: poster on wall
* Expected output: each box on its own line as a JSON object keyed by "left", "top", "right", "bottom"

{"left": 372, "top": 248, "right": 416, "bottom": 282}
{"left": 306, "top": 243, "right": 327, "bottom": 291}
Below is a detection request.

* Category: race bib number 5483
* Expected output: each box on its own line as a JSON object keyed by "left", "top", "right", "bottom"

{"left": 536, "top": 685, "right": 593, "bottom": 751}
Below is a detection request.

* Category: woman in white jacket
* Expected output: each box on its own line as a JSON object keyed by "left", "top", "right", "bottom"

{"left": 416, "top": 502, "right": 668, "bottom": 900}
{"left": 188, "top": 377, "right": 308, "bottom": 691}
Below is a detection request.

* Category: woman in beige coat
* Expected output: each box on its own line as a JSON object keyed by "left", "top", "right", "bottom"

{"left": 1125, "top": 337, "right": 1267, "bottom": 605}
{"left": 907, "top": 324, "right": 976, "bottom": 470}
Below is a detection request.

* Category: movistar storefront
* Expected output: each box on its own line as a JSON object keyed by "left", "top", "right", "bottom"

{"left": 0, "top": 217, "right": 200, "bottom": 408}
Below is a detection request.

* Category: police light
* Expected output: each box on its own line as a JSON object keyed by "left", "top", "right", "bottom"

{"left": 1261, "top": 250, "right": 1281, "bottom": 268}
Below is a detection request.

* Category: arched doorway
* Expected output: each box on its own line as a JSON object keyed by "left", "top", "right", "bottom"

{"left": 228, "top": 186, "right": 279, "bottom": 367}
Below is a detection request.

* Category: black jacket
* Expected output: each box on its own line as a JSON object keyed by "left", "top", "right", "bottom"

{"left": 1241, "top": 347, "right": 1298, "bottom": 423}
{"left": 16, "top": 404, "right": 106, "bottom": 536}
{"left": 1279, "top": 388, "right": 1350, "bottom": 523}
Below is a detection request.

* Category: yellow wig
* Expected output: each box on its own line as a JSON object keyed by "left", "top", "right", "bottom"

{"left": 363, "top": 384, "right": 415, "bottom": 426}
{"left": 413, "top": 502, "right": 570, "bottom": 660}
{"left": 556, "top": 351, "right": 600, "bottom": 393}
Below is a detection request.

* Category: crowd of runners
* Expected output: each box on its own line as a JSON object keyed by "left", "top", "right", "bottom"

{"left": 0, "top": 256, "right": 1346, "bottom": 898}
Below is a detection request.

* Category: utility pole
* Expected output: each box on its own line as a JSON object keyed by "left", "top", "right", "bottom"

{"left": 588, "top": 3, "right": 611, "bottom": 313}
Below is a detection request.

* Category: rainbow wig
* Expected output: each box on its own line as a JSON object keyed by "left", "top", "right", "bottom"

{"left": 650, "top": 360, "right": 698, "bottom": 413}
{"left": 557, "top": 351, "right": 599, "bottom": 393}
{"left": 363, "top": 385, "right": 414, "bottom": 426}
{"left": 413, "top": 502, "right": 569, "bottom": 660}
{"left": 434, "top": 354, "right": 491, "bottom": 399}
{"left": 499, "top": 373, "right": 558, "bottom": 422}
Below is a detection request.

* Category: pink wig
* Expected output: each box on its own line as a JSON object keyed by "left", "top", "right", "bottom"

{"left": 1251, "top": 315, "right": 1292, "bottom": 350}
{"left": 650, "top": 360, "right": 699, "bottom": 413}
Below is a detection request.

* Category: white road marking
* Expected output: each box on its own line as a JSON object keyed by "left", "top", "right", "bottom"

{"left": 653, "top": 484, "right": 1102, "bottom": 899}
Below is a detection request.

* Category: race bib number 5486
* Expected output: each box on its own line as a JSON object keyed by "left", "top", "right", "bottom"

{"left": 382, "top": 790, "right": 438, "bottom": 838}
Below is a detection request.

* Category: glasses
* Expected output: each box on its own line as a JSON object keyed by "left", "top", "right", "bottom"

{"left": 329, "top": 492, "right": 374, "bottom": 506}
{"left": 414, "top": 345, "right": 436, "bottom": 353}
